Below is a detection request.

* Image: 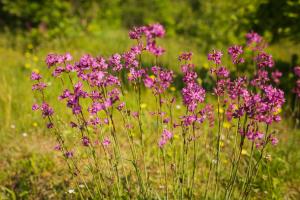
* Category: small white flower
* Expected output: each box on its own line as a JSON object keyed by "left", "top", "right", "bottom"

{"left": 79, "top": 184, "right": 84, "bottom": 188}
{"left": 176, "top": 105, "right": 181, "bottom": 109}
{"left": 10, "top": 124, "right": 16, "bottom": 129}
{"left": 22, "top": 132, "right": 28, "bottom": 137}
{"left": 212, "top": 159, "right": 217, "bottom": 164}
{"left": 68, "top": 189, "right": 75, "bottom": 194}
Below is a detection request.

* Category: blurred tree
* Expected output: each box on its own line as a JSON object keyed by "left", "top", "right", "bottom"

{"left": 252, "top": 0, "right": 300, "bottom": 42}
{"left": 0, "top": 0, "right": 71, "bottom": 30}
{"left": 0, "top": 0, "right": 266, "bottom": 48}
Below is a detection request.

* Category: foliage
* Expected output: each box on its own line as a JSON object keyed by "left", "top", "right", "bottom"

{"left": 0, "top": 0, "right": 262, "bottom": 48}
{"left": 252, "top": 0, "right": 300, "bottom": 42}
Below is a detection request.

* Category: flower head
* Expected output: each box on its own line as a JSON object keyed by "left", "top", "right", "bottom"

{"left": 31, "top": 72, "right": 42, "bottom": 80}
{"left": 228, "top": 45, "right": 244, "bottom": 64}
{"left": 158, "top": 129, "right": 173, "bottom": 148}
{"left": 208, "top": 50, "right": 223, "bottom": 65}
{"left": 109, "top": 53, "right": 123, "bottom": 71}
{"left": 294, "top": 66, "right": 300, "bottom": 77}
{"left": 256, "top": 52, "right": 274, "bottom": 68}
{"left": 246, "top": 31, "right": 262, "bottom": 45}
{"left": 179, "top": 52, "right": 193, "bottom": 61}
{"left": 102, "top": 137, "right": 111, "bottom": 147}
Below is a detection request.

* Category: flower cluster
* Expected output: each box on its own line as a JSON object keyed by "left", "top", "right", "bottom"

{"left": 59, "top": 82, "right": 88, "bottom": 115}
{"left": 181, "top": 55, "right": 206, "bottom": 113}
{"left": 228, "top": 45, "right": 244, "bottom": 64}
{"left": 158, "top": 129, "right": 173, "bottom": 148}
{"left": 178, "top": 52, "right": 209, "bottom": 127}
{"left": 245, "top": 31, "right": 266, "bottom": 51}
{"left": 293, "top": 66, "right": 300, "bottom": 97}
{"left": 31, "top": 72, "right": 54, "bottom": 121}
{"left": 129, "top": 23, "right": 165, "bottom": 56}
{"left": 256, "top": 52, "right": 274, "bottom": 68}
{"left": 46, "top": 53, "right": 72, "bottom": 68}
{"left": 208, "top": 50, "right": 223, "bottom": 65}
{"left": 246, "top": 31, "right": 262, "bottom": 45}
{"left": 143, "top": 66, "right": 173, "bottom": 94}
{"left": 178, "top": 52, "right": 193, "bottom": 61}
{"left": 271, "top": 70, "right": 282, "bottom": 85}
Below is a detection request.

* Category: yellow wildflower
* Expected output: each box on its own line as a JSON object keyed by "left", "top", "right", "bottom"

{"left": 241, "top": 149, "right": 248, "bottom": 156}
{"left": 33, "top": 56, "right": 39, "bottom": 62}
{"left": 203, "top": 63, "right": 210, "bottom": 69}
{"left": 173, "top": 134, "right": 179, "bottom": 140}
{"left": 216, "top": 108, "right": 224, "bottom": 114}
{"left": 273, "top": 107, "right": 282, "bottom": 115}
{"left": 33, "top": 68, "right": 40, "bottom": 73}
{"left": 220, "top": 141, "right": 224, "bottom": 148}
{"left": 25, "top": 63, "right": 31, "bottom": 69}
{"left": 150, "top": 75, "right": 155, "bottom": 80}
{"left": 140, "top": 103, "right": 147, "bottom": 109}
{"left": 170, "top": 86, "right": 176, "bottom": 92}
{"left": 223, "top": 122, "right": 231, "bottom": 129}
{"left": 25, "top": 52, "right": 31, "bottom": 58}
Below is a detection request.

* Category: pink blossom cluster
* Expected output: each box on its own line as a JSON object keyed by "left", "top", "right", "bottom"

{"left": 129, "top": 23, "right": 165, "bottom": 56}
{"left": 158, "top": 129, "right": 173, "bottom": 148}
{"left": 31, "top": 25, "right": 285, "bottom": 160}
{"left": 293, "top": 66, "right": 300, "bottom": 97}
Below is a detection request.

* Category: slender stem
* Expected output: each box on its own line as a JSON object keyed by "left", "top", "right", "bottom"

{"left": 162, "top": 149, "right": 168, "bottom": 200}
{"left": 225, "top": 115, "right": 248, "bottom": 200}
{"left": 241, "top": 125, "right": 269, "bottom": 199}
{"left": 120, "top": 110, "right": 146, "bottom": 196}
{"left": 204, "top": 159, "right": 213, "bottom": 200}
{"left": 241, "top": 140, "right": 255, "bottom": 194}
{"left": 214, "top": 95, "right": 222, "bottom": 199}
{"left": 189, "top": 122, "right": 197, "bottom": 198}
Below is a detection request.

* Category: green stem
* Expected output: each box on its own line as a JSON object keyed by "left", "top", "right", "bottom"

{"left": 241, "top": 125, "right": 269, "bottom": 200}
{"left": 162, "top": 149, "right": 169, "bottom": 200}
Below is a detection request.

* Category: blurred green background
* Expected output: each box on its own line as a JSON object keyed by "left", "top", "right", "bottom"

{"left": 0, "top": 0, "right": 300, "bottom": 199}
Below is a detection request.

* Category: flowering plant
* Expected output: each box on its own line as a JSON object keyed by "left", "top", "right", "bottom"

{"left": 31, "top": 24, "right": 285, "bottom": 199}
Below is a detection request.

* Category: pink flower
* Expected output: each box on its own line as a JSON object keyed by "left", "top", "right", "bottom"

{"left": 256, "top": 52, "right": 274, "bottom": 68}
{"left": 32, "top": 103, "right": 39, "bottom": 111}
{"left": 47, "top": 122, "right": 54, "bottom": 129}
{"left": 246, "top": 31, "right": 262, "bottom": 45}
{"left": 102, "top": 137, "right": 111, "bottom": 147}
{"left": 228, "top": 45, "right": 244, "bottom": 64}
{"left": 64, "top": 151, "right": 74, "bottom": 158}
{"left": 270, "top": 135, "right": 279, "bottom": 146}
{"left": 40, "top": 102, "right": 54, "bottom": 117}
{"left": 143, "top": 75, "right": 154, "bottom": 88}
{"left": 32, "top": 82, "right": 47, "bottom": 91}
{"left": 208, "top": 50, "right": 223, "bottom": 65}
{"left": 109, "top": 53, "right": 123, "bottom": 71}
{"left": 31, "top": 72, "right": 42, "bottom": 80}
{"left": 117, "top": 102, "right": 125, "bottom": 111}
{"left": 82, "top": 136, "right": 90, "bottom": 146}
{"left": 271, "top": 70, "right": 282, "bottom": 84}
{"left": 54, "top": 144, "right": 61, "bottom": 151}
{"left": 158, "top": 129, "right": 173, "bottom": 148}
{"left": 294, "top": 66, "right": 300, "bottom": 77}
{"left": 179, "top": 52, "right": 193, "bottom": 61}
